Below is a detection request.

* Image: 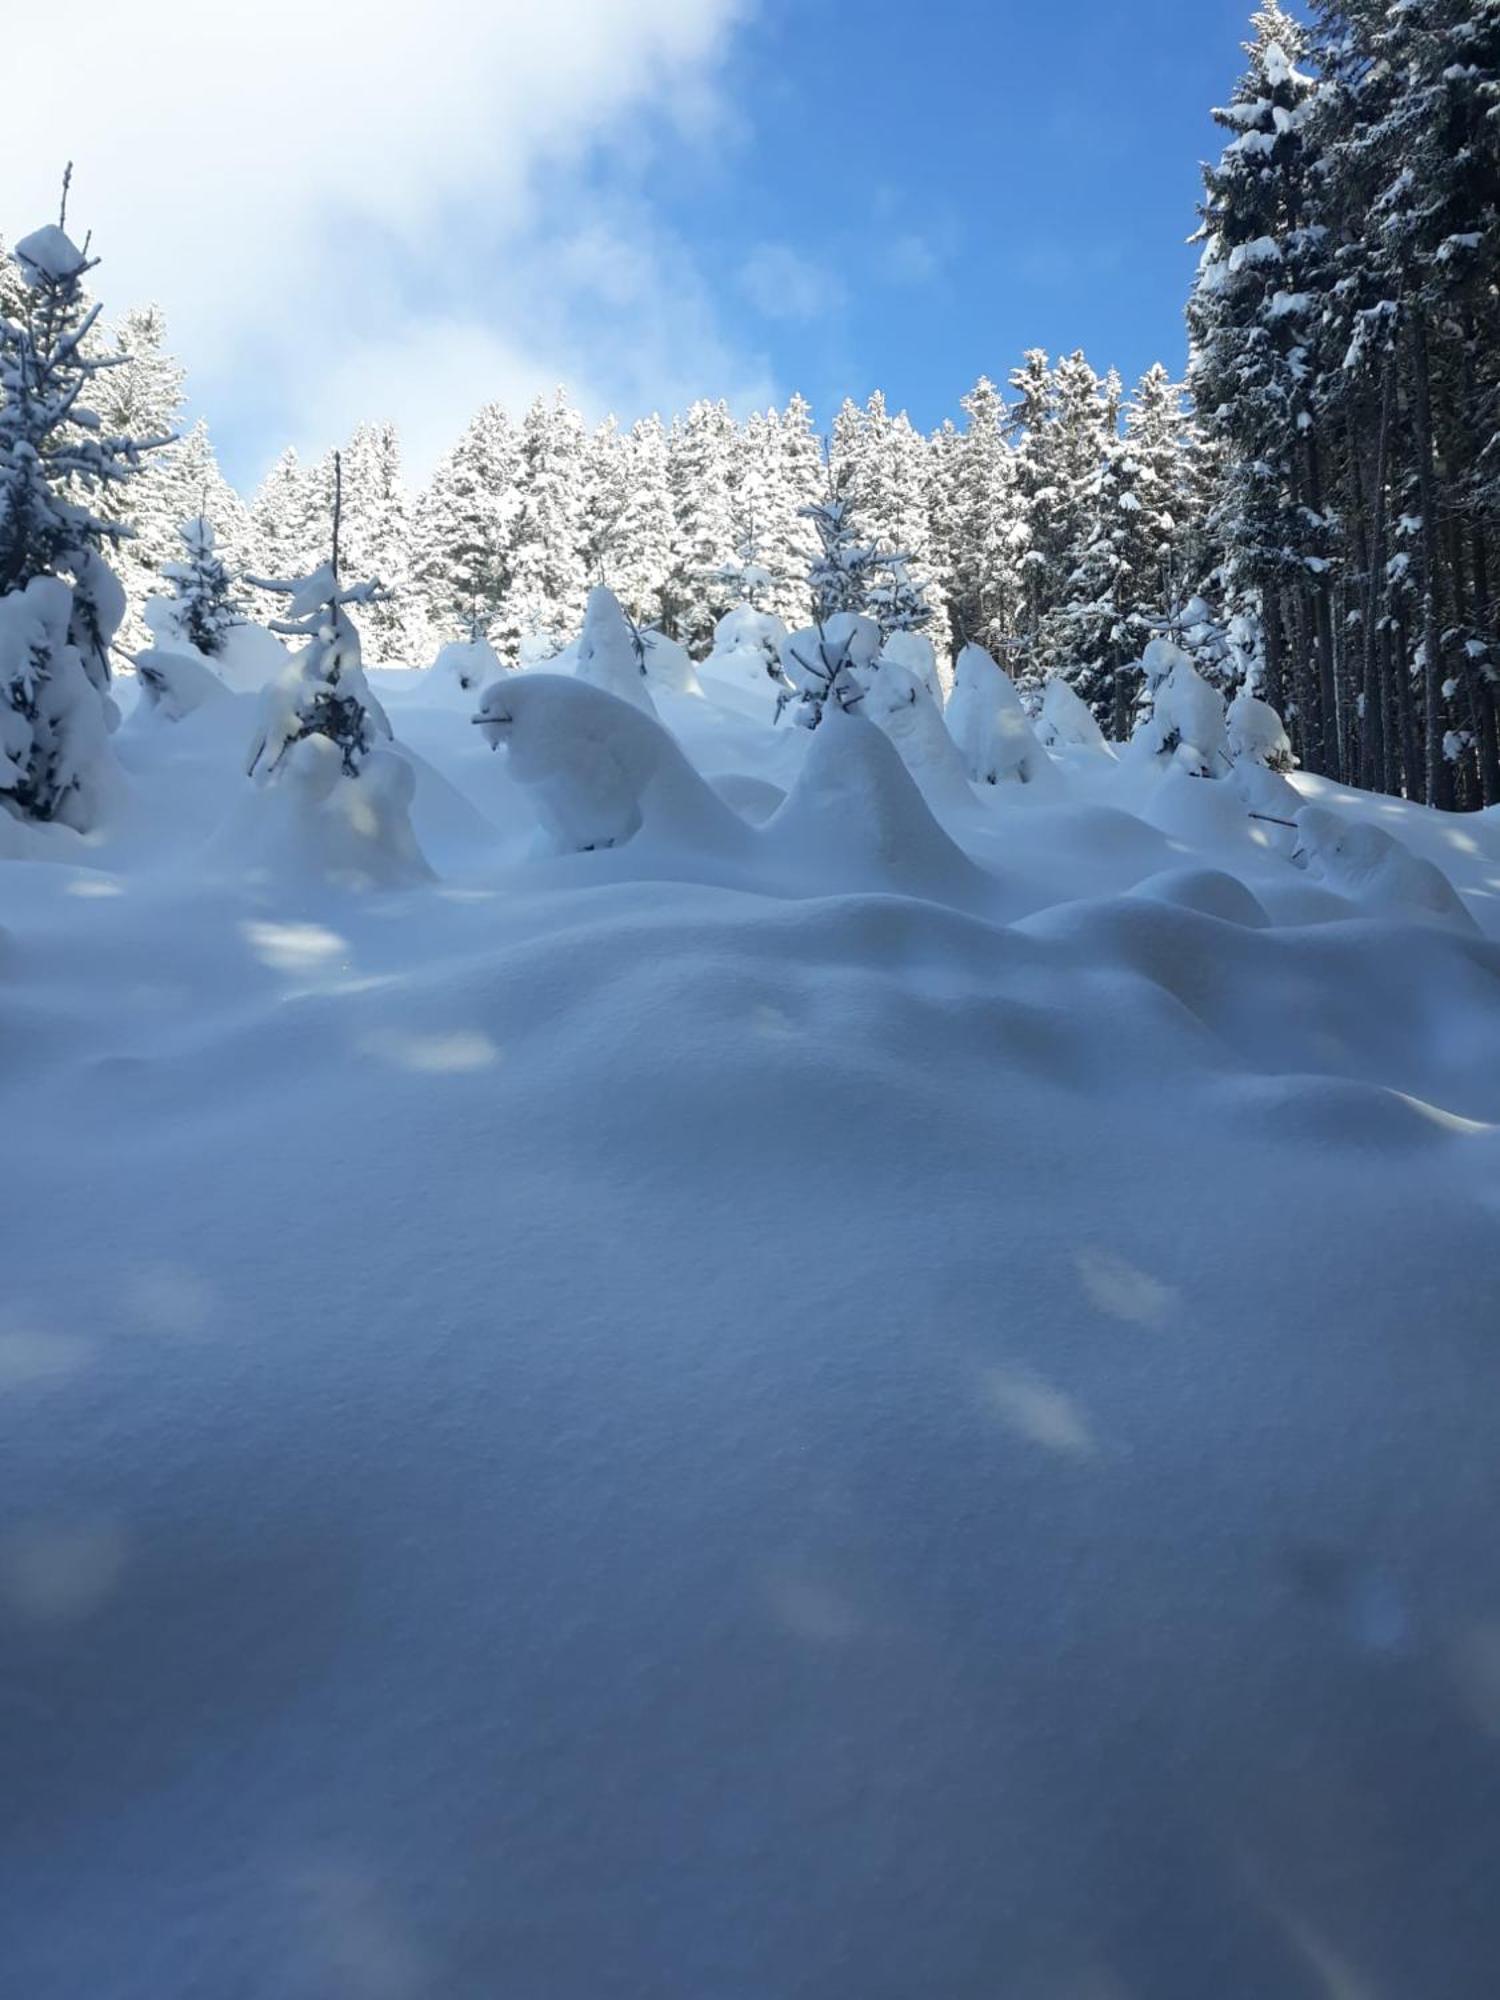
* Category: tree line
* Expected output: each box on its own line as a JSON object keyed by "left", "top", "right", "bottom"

{"left": 7, "top": 0, "right": 1500, "bottom": 812}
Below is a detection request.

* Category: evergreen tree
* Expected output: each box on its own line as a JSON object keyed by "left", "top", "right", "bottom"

{"left": 157, "top": 515, "right": 244, "bottom": 658}
{"left": 802, "top": 475, "right": 882, "bottom": 624}
{"left": 764, "top": 394, "right": 823, "bottom": 628}
{"left": 1189, "top": 6, "right": 1341, "bottom": 774}
{"left": 249, "top": 447, "right": 325, "bottom": 619}
{"left": 1, "top": 190, "right": 163, "bottom": 824}
{"left": 666, "top": 398, "right": 739, "bottom": 651}
{"left": 410, "top": 402, "right": 518, "bottom": 647}
{"left": 611, "top": 415, "right": 676, "bottom": 629}
{"left": 85, "top": 305, "right": 190, "bottom": 646}
{"left": 500, "top": 390, "right": 588, "bottom": 661}
{"left": 246, "top": 453, "right": 390, "bottom": 780}
{"left": 940, "top": 375, "right": 1021, "bottom": 658}
{"left": 338, "top": 421, "right": 419, "bottom": 664}
{"left": 579, "top": 416, "right": 629, "bottom": 590}
{"left": 1029, "top": 351, "right": 1113, "bottom": 691}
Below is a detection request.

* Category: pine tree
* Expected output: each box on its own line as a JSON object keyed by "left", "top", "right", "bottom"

{"left": 410, "top": 402, "right": 519, "bottom": 648}
{"left": 579, "top": 416, "right": 629, "bottom": 590}
{"left": 157, "top": 516, "right": 244, "bottom": 658}
{"left": 1030, "top": 352, "right": 1113, "bottom": 691}
{"left": 249, "top": 448, "right": 326, "bottom": 619}
{"left": 246, "top": 453, "right": 391, "bottom": 780}
{"left": 666, "top": 398, "right": 739, "bottom": 651}
{"left": 500, "top": 390, "right": 588, "bottom": 661}
{"left": 763, "top": 394, "right": 823, "bottom": 628}
{"left": 1189, "top": 6, "right": 1341, "bottom": 775}
{"left": 802, "top": 475, "right": 882, "bottom": 624}
{"left": 611, "top": 415, "right": 676, "bottom": 629}
{"left": 940, "top": 376, "right": 1021, "bottom": 659}
{"left": 1, "top": 186, "right": 164, "bottom": 824}
{"left": 1065, "top": 366, "right": 1194, "bottom": 730}
{"left": 338, "top": 422, "right": 419, "bottom": 664}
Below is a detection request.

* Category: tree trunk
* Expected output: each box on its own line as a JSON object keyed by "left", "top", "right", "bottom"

{"left": 1304, "top": 434, "right": 1342, "bottom": 778}
{"left": 1261, "top": 586, "right": 1285, "bottom": 716}
{"left": 1359, "top": 368, "right": 1393, "bottom": 793}
{"left": 1409, "top": 310, "right": 1454, "bottom": 808}
{"left": 1393, "top": 614, "right": 1421, "bottom": 801}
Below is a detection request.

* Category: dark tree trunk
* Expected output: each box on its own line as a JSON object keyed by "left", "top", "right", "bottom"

{"left": 1409, "top": 310, "right": 1454, "bottom": 808}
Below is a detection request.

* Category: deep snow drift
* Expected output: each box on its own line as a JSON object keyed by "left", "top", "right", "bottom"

{"left": 4, "top": 647, "right": 1500, "bottom": 1999}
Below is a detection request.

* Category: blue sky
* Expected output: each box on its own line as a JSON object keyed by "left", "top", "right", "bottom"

{"left": 689, "top": 0, "right": 1264, "bottom": 430}
{"left": 5, "top": 0, "right": 1266, "bottom": 490}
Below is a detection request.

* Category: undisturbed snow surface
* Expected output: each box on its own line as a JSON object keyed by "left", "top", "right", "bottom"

{"left": 4, "top": 666, "right": 1500, "bottom": 1998}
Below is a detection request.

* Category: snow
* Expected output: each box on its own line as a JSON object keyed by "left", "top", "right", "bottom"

{"left": 1038, "top": 673, "right": 1112, "bottom": 756}
{"left": 428, "top": 632, "right": 502, "bottom": 694}
{"left": 5, "top": 638, "right": 1500, "bottom": 1997}
{"left": 131, "top": 646, "right": 229, "bottom": 723}
{"left": 572, "top": 586, "right": 657, "bottom": 716}
{"left": 1227, "top": 688, "right": 1294, "bottom": 771}
{"left": 1130, "top": 642, "right": 1230, "bottom": 777}
{"left": 12, "top": 223, "right": 89, "bottom": 286}
{"left": 945, "top": 640, "right": 1057, "bottom": 788}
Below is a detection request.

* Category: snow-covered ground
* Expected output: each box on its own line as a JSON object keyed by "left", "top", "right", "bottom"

{"left": 5, "top": 657, "right": 1500, "bottom": 1997}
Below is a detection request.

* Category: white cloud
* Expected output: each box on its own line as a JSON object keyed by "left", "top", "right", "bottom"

{"left": 0, "top": 0, "right": 761, "bottom": 486}
{"left": 739, "top": 241, "right": 844, "bottom": 323}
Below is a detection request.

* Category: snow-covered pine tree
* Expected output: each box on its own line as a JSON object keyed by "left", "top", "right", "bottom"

{"left": 763, "top": 394, "right": 823, "bottom": 629}
{"left": 859, "top": 394, "right": 946, "bottom": 651}
{"left": 1, "top": 188, "right": 165, "bottom": 825}
{"left": 0, "top": 236, "right": 28, "bottom": 326}
{"left": 666, "top": 398, "right": 739, "bottom": 651}
{"left": 410, "top": 402, "right": 518, "bottom": 648}
{"left": 499, "top": 390, "right": 587, "bottom": 663}
{"left": 336, "top": 422, "right": 420, "bottom": 665}
{"left": 864, "top": 558, "right": 933, "bottom": 641}
{"left": 726, "top": 408, "right": 786, "bottom": 612}
{"left": 610, "top": 414, "right": 676, "bottom": 630}
{"left": 1065, "top": 365, "right": 1195, "bottom": 732}
{"left": 248, "top": 447, "right": 327, "bottom": 621}
{"left": 157, "top": 515, "right": 244, "bottom": 658}
{"left": 579, "top": 416, "right": 629, "bottom": 590}
{"left": 246, "top": 452, "right": 391, "bottom": 780}
{"left": 1029, "top": 351, "right": 1113, "bottom": 694}
{"left": 85, "top": 305, "right": 190, "bottom": 648}
{"left": 1189, "top": 5, "right": 1341, "bottom": 778}
{"left": 939, "top": 376, "right": 1022, "bottom": 660}
{"left": 802, "top": 474, "right": 882, "bottom": 625}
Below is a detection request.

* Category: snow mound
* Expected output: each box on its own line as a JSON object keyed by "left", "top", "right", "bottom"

{"left": 572, "top": 587, "right": 657, "bottom": 716}
{"left": 1129, "top": 644, "right": 1229, "bottom": 776}
{"left": 430, "top": 633, "right": 502, "bottom": 694}
{"left": 475, "top": 672, "right": 749, "bottom": 856}
{"left": 1294, "top": 803, "right": 1479, "bottom": 928}
{"left": 1038, "top": 675, "right": 1111, "bottom": 755}
{"left": 217, "top": 737, "right": 432, "bottom": 889}
{"left": 854, "top": 657, "right": 975, "bottom": 818}
{"left": 1227, "top": 690, "right": 1294, "bottom": 771}
{"left": 212, "top": 619, "right": 291, "bottom": 695}
{"left": 639, "top": 627, "right": 699, "bottom": 698}
{"left": 763, "top": 704, "right": 999, "bottom": 910}
{"left": 131, "top": 648, "right": 227, "bottom": 724}
{"left": 698, "top": 605, "right": 790, "bottom": 719}
{"left": 875, "top": 628, "right": 944, "bottom": 706}
{"left": 946, "top": 641, "right": 1056, "bottom": 789}
{"left": 1131, "top": 865, "right": 1270, "bottom": 928}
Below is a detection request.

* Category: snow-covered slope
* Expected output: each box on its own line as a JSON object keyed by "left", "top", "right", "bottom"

{"left": 4, "top": 665, "right": 1500, "bottom": 1998}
